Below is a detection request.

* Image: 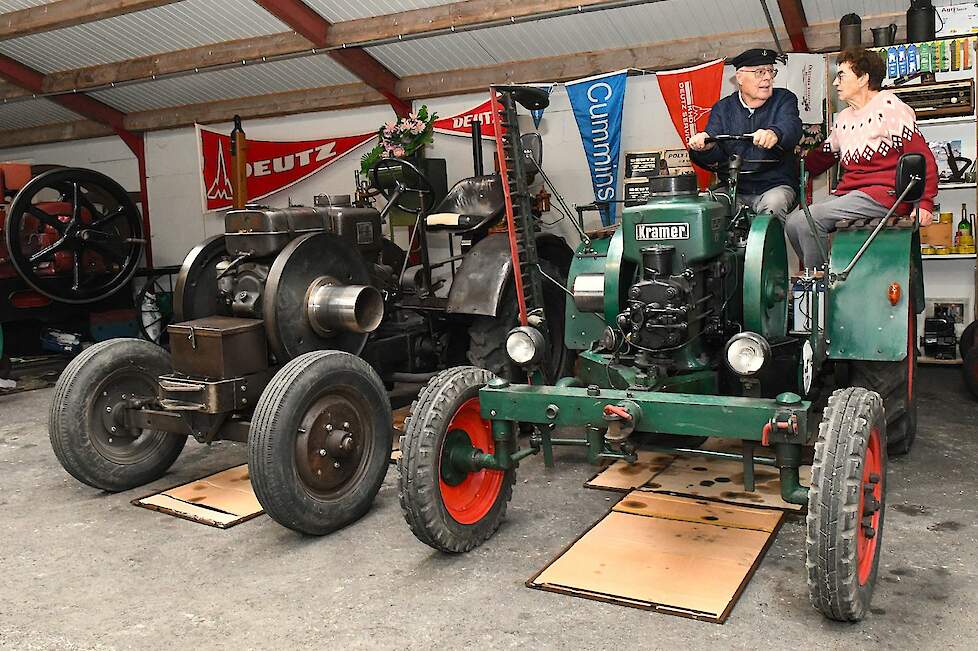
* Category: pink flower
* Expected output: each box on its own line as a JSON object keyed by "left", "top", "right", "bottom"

{"left": 393, "top": 146, "right": 406, "bottom": 157}
{"left": 408, "top": 112, "right": 419, "bottom": 121}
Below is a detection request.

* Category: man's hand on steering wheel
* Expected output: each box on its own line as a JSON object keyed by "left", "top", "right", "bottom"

{"left": 751, "top": 128, "right": 780, "bottom": 149}
{"left": 688, "top": 132, "right": 715, "bottom": 152}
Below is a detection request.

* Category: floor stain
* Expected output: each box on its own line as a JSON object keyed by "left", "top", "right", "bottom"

{"left": 928, "top": 521, "right": 964, "bottom": 532}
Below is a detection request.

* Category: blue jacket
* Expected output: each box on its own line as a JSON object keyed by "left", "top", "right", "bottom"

{"left": 689, "top": 87, "right": 803, "bottom": 197}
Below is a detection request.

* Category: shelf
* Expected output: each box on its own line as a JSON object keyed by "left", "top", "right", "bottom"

{"left": 918, "top": 115, "right": 976, "bottom": 126}
{"left": 938, "top": 182, "right": 976, "bottom": 189}
{"left": 919, "top": 355, "right": 962, "bottom": 366}
{"left": 922, "top": 253, "right": 977, "bottom": 259}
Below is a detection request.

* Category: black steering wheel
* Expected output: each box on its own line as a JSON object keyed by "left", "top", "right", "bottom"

{"left": 700, "top": 134, "right": 785, "bottom": 176}
{"left": 367, "top": 157, "right": 436, "bottom": 215}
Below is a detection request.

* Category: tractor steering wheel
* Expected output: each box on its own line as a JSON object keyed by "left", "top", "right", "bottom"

{"left": 368, "top": 157, "right": 436, "bottom": 215}
{"left": 701, "top": 134, "right": 785, "bottom": 176}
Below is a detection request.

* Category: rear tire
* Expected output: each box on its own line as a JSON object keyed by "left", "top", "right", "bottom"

{"left": 849, "top": 306, "right": 917, "bottom": 455}
{"left": 960, "top": 320, "right": 977, "bottom": 360}
{"left": 807, "top": 386, "right": 886, "bottom": 622}
{"left": 48, "top": 338, "right": 185, "bottom": 491}
{"left": 249, "top": 351, "right": 392, "bottom": 535}
{"left": 398, "top": 366, "right": 514, "bottom": 553}
{"left": 466, "top": 260, "right": 572, "bottom": 382}
{"left": 963, "top": 346, "right": 978, "bottom": 399}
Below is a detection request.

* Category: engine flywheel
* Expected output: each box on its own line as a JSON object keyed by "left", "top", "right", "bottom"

{"left": 743, "top": 213, "right": 789, "bottom": 338}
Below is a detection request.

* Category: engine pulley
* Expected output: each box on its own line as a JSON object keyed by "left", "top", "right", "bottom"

{"left": 743, "top": 214, "right": 789, "bottom": 338}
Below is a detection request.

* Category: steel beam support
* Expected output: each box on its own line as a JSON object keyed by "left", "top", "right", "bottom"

{"left": 776, "top": 0, "right": 810, "bottom": 52}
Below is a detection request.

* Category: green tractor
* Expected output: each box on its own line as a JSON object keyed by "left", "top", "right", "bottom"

{"left": 397, "top": 85, "right": 925, "bottom": 621}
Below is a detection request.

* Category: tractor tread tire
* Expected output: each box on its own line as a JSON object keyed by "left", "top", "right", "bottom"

{"left": 398, "top": 366, "right": 514, "bottom": 553}
{"left": 49, "top": 338, "right": 185, "bottom": 492}
{"left": 963, "top": 346, "right": 978, "bottom": 399}
{"left": 249, "top": 350, "right": 392, "bottom": 535}
{"left": 806, "top": 386, "right": 886, "bottom": 622}
{"left": 960, "top": 320, "right": 978, "bottom": 360}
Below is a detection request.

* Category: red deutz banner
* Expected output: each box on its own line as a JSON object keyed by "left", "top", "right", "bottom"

{"left": 197, "top": 125, "right": 376, "bottom": 212}
{"left": 656, "top": 59, "right": 725, "bottom": 189}
{"left": 432, "top": 99, "right": 498, "bottom": 139}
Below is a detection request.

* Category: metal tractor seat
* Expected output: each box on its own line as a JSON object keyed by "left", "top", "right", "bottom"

{"left": 425, "top": 174, "right": 505, "bottom": 233}
{"left": 835, "top": 215, "right": 917, "bottom": 230}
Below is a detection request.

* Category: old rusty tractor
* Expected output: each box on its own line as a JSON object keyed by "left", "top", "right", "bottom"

{"left": 48, "top": 93, "right": 572, "bottom": 536}
{"left": 398, "top": 86, "right": 924, "bottom": 621}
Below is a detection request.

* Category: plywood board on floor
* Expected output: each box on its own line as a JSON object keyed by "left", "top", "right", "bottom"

{"left": 528, "top": 491, "right": 783, "bottom": 623}
{"left": 643, "top": 456, "right": 811, "bottom": 511}
{"left": 133, "top": 464, "right": 262, "bottom": 528}
{"left": 584, "top": 450, "right": 677, "bottom": 492}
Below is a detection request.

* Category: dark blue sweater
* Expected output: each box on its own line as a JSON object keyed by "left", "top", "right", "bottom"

{"left": 689, "top": 87, "right": 803, "bottom": 197}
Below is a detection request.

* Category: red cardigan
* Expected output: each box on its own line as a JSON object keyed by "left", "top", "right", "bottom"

{"left": 805, "top": 90, "right": 938, "bottom": 214}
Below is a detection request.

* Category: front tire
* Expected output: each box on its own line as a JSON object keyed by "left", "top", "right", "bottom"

{"left": 49, "top": 338, "right": 186, "bottom": 491}
{"left": 807, "top": 386, "right": 886, "bottom": 622}
{"left": 398, "top": 366, "right": 515, "bottom": 553}
{"left": 249, "top": 351, "right": 392, "bottom": 535}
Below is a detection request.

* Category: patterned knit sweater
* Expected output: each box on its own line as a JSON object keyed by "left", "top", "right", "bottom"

{"left": 805, "top": 89, "right": 938, "bottom": 214}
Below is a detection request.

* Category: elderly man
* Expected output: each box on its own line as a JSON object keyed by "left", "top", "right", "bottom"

{"left": 688, "top": 48, "right": 803, "bottom": 221}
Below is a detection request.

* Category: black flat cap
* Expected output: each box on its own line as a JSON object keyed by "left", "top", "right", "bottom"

{"left": 729, "top": 48, "right": 778, "bottom": 69}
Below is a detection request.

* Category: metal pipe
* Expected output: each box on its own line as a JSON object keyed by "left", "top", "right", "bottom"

{"left": 472, "top": 119, "right": 484, "bottom": 176}
{"left": 779, "top": 466, "right": 810, "bottom": 505}
{"left": 643, "top": 445, "right": 779, "bottom": 467}
{"left": 389, "top": 371, "right": 438, "bottom": 383}
{"left": 306, "top": 277, "right": 384, "bottom": 335}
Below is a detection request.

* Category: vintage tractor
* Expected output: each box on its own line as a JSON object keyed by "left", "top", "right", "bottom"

{"left": 1, "top": 164, "right": 145, "bottom": 366}
{"left": 48, "top": 89, "right": 572, "bottom": 536}
{"left": 398, "top": 87, "right": 925, "bottom": 621}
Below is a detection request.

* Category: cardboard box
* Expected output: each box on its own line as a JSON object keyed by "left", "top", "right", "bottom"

{"left": 920, "top": 221, "right": 954, "bottom": 247}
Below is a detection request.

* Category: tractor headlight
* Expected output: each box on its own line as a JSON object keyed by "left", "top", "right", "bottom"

{"left": 506, "top": 326, "right": 545, "bottom": 366}
{"left": 724, "top": 332, "right": 771, "bottom": 376}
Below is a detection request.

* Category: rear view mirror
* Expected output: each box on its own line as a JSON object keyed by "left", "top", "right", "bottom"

{"left": 521, "top": 133, "right": 543, "bottom": 171}
{"left": 895, "top": 153, "right": 926, "bottom": 203}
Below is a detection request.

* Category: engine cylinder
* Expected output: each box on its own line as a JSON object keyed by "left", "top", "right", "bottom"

{"left": 641, "top": 245, "right": 675, "bottom": 278}
{"left": 305, "top": 276, "right": 384, "bottom": 336}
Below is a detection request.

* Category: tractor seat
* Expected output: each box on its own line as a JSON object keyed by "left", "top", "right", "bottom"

{"left": 425, "top": 174, "right": 505, "bottom": 233}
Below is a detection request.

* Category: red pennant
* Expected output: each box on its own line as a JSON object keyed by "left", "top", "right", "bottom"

{"left": 656, "top": 59, "right": 725, "bottom": 189}
{"left": 432, "top": 99, "right": 498, "bottom": 139}
{"left": 198, "top": 126, "right": 376, "bottom": 211}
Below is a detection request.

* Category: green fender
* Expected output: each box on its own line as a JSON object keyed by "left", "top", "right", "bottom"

{"left": 827, "top": 227, "right": 922, "bottom": 362}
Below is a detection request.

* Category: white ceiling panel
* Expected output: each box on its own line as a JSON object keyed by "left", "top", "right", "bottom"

{"left": 0, "top": 0, "right": 52, "bottom": 11}
{"left": 89, "top": 55, "right": 358, "bottom": 112}
{"left": 304, "top": 0, "right": 455, "bottom": 23}
{"left": 0, "top": 97, "right": 82, "bottom": 131}
{"left": 0, "top": 0, "right": 287, "bottom": 73}
{"left": 367, "top": 31, "right": 493, "bottom": 77}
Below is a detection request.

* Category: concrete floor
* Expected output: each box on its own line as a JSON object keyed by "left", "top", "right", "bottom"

{"left": 1, "top": 366, "right": 976, "bottom": 650}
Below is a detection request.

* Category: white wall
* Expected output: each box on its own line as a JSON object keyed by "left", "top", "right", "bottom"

{"left": 0, "top": 70, "right": 753, "bottom": 268}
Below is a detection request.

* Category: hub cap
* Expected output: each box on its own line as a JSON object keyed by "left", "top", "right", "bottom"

{"left": 89, "top": 370, "right": 163, "bottom": 464}
{"left": 857, "top": 426, "right": 883, "bottom": 585}
{"left": 294, "top": 389, "right": 368, "bottom": 498}
{"left": 438, "top": 398, "right": 503, "bottom": 525}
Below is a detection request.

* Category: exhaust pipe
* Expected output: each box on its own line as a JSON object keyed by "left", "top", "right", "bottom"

{"left": 306, "top": 276, "right": 384, "bottom": 336}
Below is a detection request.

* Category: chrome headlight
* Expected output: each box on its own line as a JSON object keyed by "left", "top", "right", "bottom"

{"left": 724, "top": 332, "right": 771, "bottom": 376}
{"left": 506, "top": 326, "right": 545, "bottom": 366}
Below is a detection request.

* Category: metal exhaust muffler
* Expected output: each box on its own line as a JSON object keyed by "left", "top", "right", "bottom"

{"left": 306, "top": 276, "right": 384, "bottom": 336}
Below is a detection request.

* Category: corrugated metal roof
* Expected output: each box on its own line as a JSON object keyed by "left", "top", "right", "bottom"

{"left": 89, "top": 55, "right": 358, "bottom": 113}
{"left": 0, "top": 0, "right": 287, "bottom": 73}
{"left": 368, "top": 0, "right": 781, "bottom": 77}
{"left": 304, "top": 0, "right": 454, "bottom": 23}
{"left": 0, "top": 97, "right": 82, "bottom": 130}
{"left": 0, "top": 0, "right": 52, "bottom": 11}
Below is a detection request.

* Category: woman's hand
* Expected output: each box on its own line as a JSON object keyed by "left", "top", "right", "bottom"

{"left": 917, "top": 208, "right": 934, "bottom": 226}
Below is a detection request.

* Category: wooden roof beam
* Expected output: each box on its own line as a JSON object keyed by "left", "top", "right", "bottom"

{"left": 0, "top": 0, "right": 179, "bottom": 40}
{"left": 776, "top": 0, "right": 810, "bottom": 52}
{"left": 253, "top": 0, "right": 410, "bottom": 117}
{"left": 0, "top": 0, "right": 642, "bottom": 101}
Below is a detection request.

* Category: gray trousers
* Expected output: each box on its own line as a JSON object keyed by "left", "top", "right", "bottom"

{"left": 784, "top": 190, "right": 890, "bottom": 269}
{"left": 738, "top": 185, "right": 797, "bottom": 221}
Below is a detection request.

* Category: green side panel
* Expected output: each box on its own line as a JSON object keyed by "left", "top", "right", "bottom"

{"left": 479, "top": 384, "right": 810, "bottom": 442}
{"left": 565, "top": 237, "right": 611, "bottom": 350}
{"left": 827, "top": 228, "right": 914, "bottom": 361}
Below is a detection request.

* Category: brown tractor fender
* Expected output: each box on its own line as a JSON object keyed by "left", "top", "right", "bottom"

{"left": 445, "top": 232, "right": 572, "bottom": 317}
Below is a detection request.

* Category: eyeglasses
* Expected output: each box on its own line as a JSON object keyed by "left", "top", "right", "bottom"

{"left": 740, "top": 67, "right": 777, "bottom": 79}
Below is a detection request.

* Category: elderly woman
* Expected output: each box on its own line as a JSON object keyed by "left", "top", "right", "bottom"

{"left": 785, "top": 47, "right": 938, "bottom": 269}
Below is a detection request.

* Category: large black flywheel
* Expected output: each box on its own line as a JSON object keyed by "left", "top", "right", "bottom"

{"left": 263, "top": 232, "right": 373, "bottom": 362}
{"left": 4, "top": 168, "right": 144, "bottom": 304}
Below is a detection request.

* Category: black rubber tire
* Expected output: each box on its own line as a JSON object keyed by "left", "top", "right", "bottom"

{"left": 807, "top": 386, "right": 887, "bottom": 622}
{"left": 849, "top": 308, "right": 917, "bottom": 456}
{"left": 466, "top": 260, "right": 572, "bottom": 383}
{"left": 960, "top": 320, "right": 978, "bottom": 360}
{"left": 48, "top": 338, "right": 186, "bottom": 491}
{"left": 248, "top": 350, "right": 392, "bottom": 535}
{"left": 963, "top": 346, "right": 978, "bottom": 399}
{"left": 398, "top": 366, "right": 515, "bottom": 553}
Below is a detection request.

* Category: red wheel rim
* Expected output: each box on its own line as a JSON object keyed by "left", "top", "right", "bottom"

{"left": 438, "top": 398, "right": 504, "bottom": 525}
{"left": 857, "top": 426, "right": 883, "bottom": 585}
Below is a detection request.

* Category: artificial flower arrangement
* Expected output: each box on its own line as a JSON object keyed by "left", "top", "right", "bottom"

{"left": 360, "top": 105, "right": 438, "bottom": 175}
